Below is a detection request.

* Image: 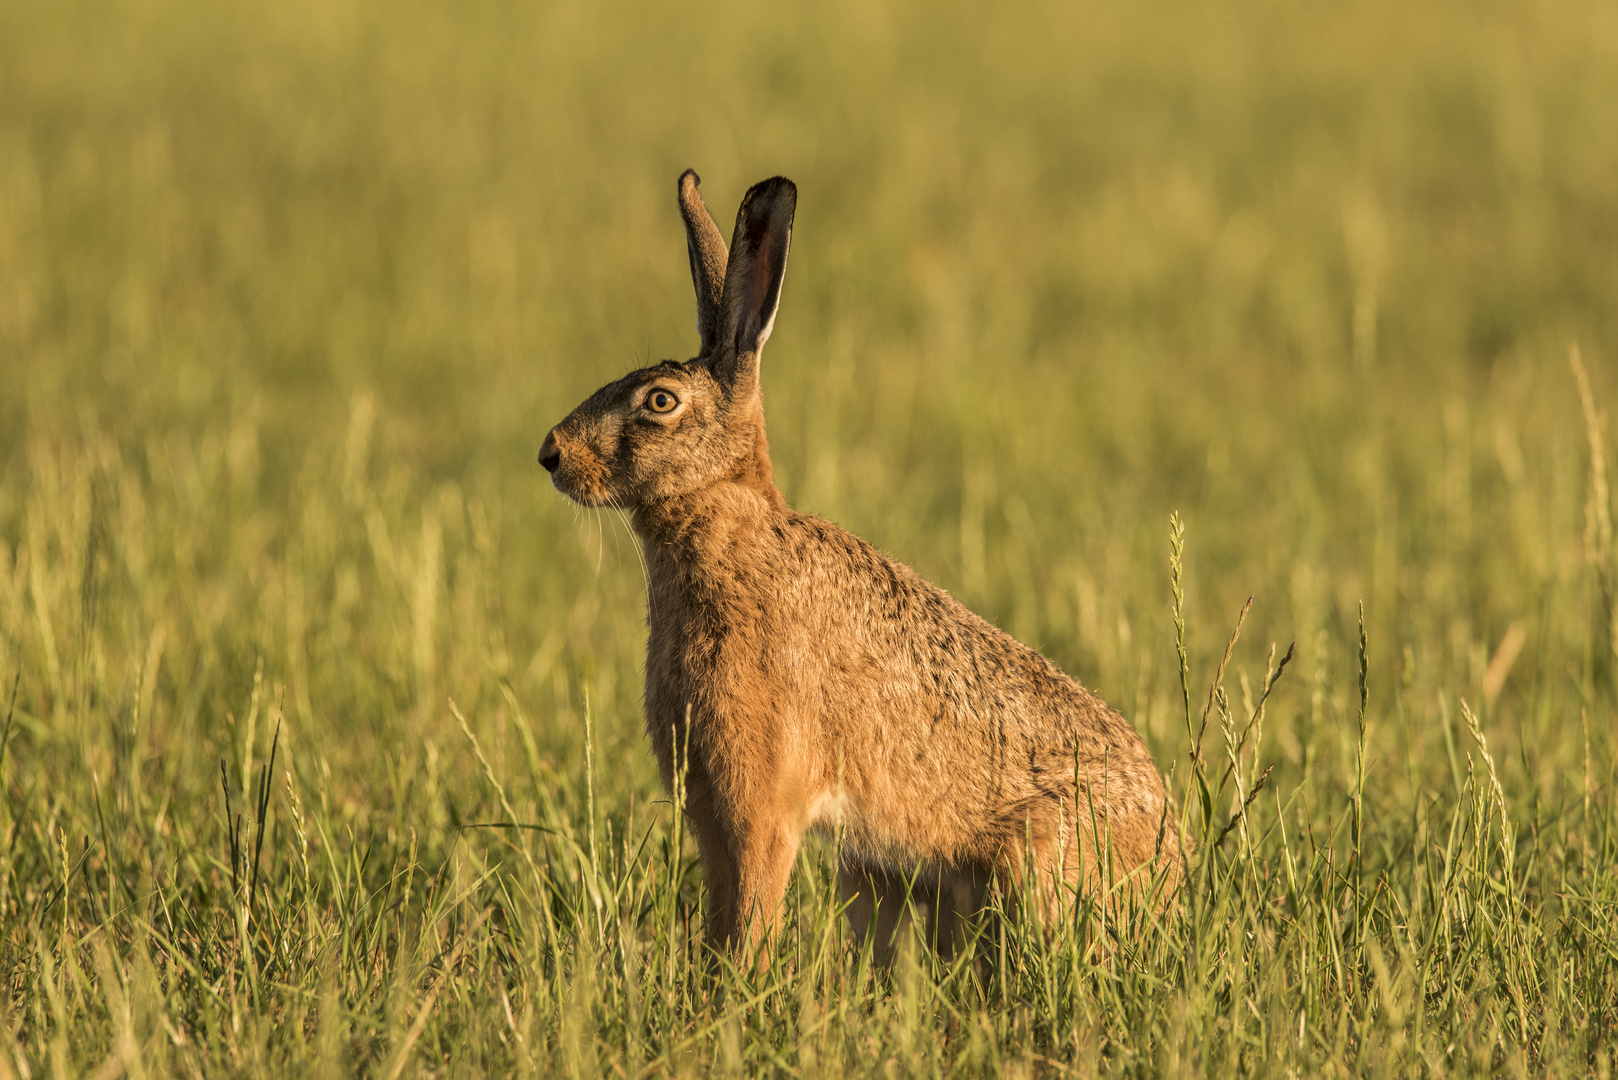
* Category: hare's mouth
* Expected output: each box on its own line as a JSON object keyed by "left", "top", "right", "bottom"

{"left": 546, "top": 456, "right": 615, "bottom": 508}
{"left": 549, "top": 471, "right": 613, "bottom": 508}
{"left": 539, "top": 430, "right": 615, "bottom": 507}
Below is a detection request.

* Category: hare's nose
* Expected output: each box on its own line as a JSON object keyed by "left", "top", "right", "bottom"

{"left": 538, "top": 430, "right": 562, "bottom": 473}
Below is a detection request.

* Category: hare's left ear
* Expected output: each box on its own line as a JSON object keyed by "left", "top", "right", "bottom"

{"left": 713, "top": 176, "right": 795, "bottom": 389}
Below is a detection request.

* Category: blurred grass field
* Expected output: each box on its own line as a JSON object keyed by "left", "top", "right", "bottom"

{"left": 3, "top": 0, "right": 1618, "bottom": 1074}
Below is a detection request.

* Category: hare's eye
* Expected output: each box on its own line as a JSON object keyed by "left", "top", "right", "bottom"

{"left": 645, "top": 389, "right": 679, "bottom": 414}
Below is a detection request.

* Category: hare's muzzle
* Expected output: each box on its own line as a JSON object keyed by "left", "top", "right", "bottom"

{"left": 538, "top": 429, "right": 561, "bottom": 474}
{"left": 539, "top": 424, "right": 611, "bottom": 506}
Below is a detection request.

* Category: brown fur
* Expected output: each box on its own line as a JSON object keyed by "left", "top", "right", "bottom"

{"left": 539, "top": 171, "right": 1177, "bottom": 965}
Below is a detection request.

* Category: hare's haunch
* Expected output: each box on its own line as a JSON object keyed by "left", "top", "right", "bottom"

{"left": 540, "top": 171, "right": 1176, "bottom": 963}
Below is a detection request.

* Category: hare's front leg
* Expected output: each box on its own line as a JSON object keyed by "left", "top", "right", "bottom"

{"left": 731, "top": 815, "right": 801, "bottom": 965}
{"left": 683, "top": 774, "right": 801, "bottom": 967}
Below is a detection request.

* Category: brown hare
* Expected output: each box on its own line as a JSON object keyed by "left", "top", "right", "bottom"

{"left": 539, "top": 171, "right": 1176, "bottom": 965}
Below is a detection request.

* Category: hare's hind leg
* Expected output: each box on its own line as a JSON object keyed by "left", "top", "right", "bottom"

{"left": 838, "top": 862, "right": 911, "bottom": 966}
{"left": 931, "top": 864, "right": 992, "bottom": 961}
{"left": 839, "top": 862, "right": 988, "bottom": 964}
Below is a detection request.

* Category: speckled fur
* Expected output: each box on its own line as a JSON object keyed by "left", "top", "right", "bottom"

{"left": 539, "top": 171, "right": 1177, "bottom": 964}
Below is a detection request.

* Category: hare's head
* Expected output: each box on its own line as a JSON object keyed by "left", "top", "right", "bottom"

{"left": 540, "top": 172, "right": 796, "bottom": 509}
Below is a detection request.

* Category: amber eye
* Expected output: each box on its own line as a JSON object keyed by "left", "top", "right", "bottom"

{"left": 645, "top": 389, "right": 679, "bottom": 413}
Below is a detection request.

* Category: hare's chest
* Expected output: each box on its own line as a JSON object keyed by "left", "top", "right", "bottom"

{"left": 640, "top": 604, "right": 765, "bottom": 716}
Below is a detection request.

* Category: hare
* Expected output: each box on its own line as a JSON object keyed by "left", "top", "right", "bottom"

{"left": 539, "top": 171, "right": 1177, "bottom": 964}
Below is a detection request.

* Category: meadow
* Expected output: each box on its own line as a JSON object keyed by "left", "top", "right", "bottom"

{"left": 1, "top": 0, "right": 1617, "bottom": 1073}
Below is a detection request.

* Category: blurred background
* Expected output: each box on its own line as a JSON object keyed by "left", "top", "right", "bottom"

{"left": 1, "top": 0, "right": 1615, "bottom": 827}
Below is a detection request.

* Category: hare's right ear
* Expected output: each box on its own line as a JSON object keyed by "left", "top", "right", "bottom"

{"left": 678, "top": 170, "right": 728, "bottom": 357}
{"left": 713, "top": 176, "right": 796, "bottom": 389}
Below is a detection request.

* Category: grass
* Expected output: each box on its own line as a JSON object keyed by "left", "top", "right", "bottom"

{"left": 2, "top": 0, "right": 1617, "bottom": 1073}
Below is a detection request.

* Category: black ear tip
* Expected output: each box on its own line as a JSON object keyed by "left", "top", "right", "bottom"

{"left": 741, "top": 176, "right": 797, "bottom": 222}
{"left": 749, "top": 175, "right": 795, "bottom": 199}
{"left": 679, "top": 168, "right": 701, "bottom": 192}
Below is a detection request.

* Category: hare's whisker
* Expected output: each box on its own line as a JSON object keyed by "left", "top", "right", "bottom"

{"left": 593, "top": 506, "right": 606, "bottom": 576}
{"left": 607, "top": 498, "right": 652, "bottom": 620}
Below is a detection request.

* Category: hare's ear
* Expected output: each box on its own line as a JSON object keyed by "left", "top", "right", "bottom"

{"left": 713, "top": 176, "right": 796, "bottom": 388}
{"left": 678, "top": 170, "right": 729, "bottom": 357}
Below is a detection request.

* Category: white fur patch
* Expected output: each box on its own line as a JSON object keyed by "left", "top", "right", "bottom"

{"left": 805, "top": 789, "right": 851, "bottom": 830}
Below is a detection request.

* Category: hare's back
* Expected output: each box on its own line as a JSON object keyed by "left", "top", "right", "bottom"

{"left": 784, "top": 513, "right": 1154, "bottom": 770}
{"left": 775, "top": 512, "right": 1165, "bottom": 865}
